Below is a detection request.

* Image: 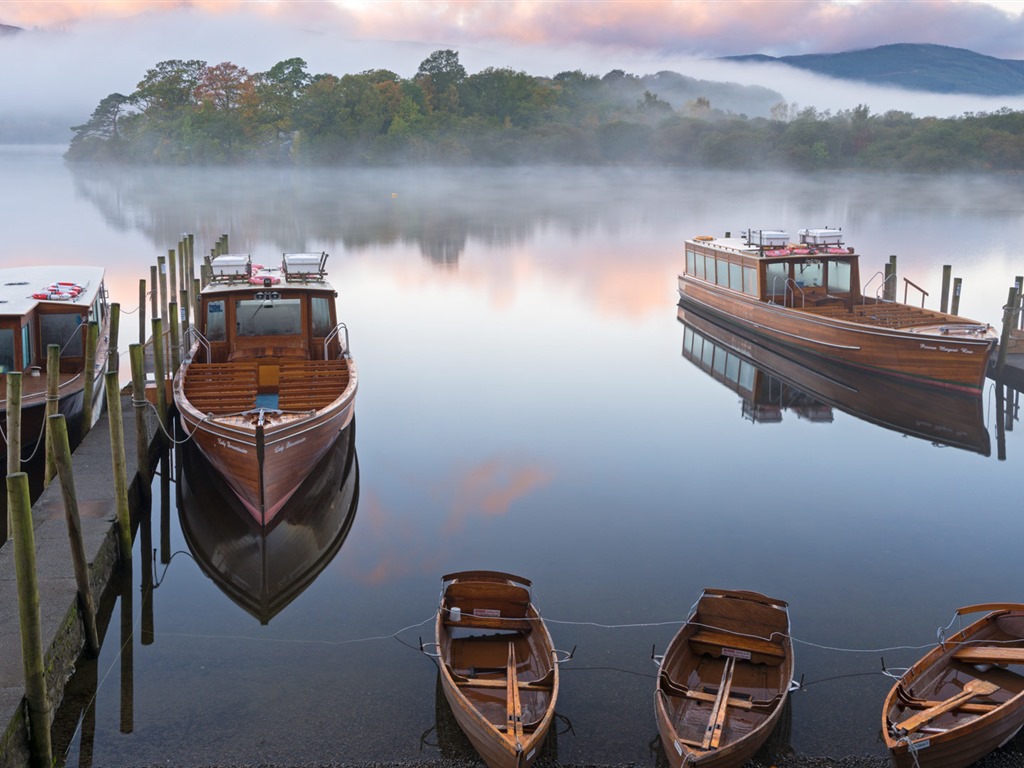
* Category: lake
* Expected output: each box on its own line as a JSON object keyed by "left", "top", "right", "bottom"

{"left": 2, "top": 146, "right": 1023, "bottom": 767}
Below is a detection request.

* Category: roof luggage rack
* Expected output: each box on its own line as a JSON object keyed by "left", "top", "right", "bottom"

{"left": 209, "top": 254, "right": 252, "bottom": 283}
{"left": 283, "top": 252, "right": 328, "bottom": 282}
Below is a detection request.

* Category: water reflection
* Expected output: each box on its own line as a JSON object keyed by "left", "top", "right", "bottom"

{"left": 678, "top": 305, "right": 992, "bottom": 456}
{"left": 176, "top": 423, "right": 359, "bottom": 625}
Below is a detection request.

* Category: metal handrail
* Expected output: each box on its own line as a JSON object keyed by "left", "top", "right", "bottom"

{"left": 903, "top": 278, "right": 929, "bottom": 308}
{"left": 785, "top": 278, "right": 806, "bottom": 308}
{"left": 324, "top": 322, "right": 350, "bottom": 360}
{"left": 183, "top": 325, "right": 211, "bottom": 363}
{"left": 862, "top": 271, "right": 897, "bottom": 304}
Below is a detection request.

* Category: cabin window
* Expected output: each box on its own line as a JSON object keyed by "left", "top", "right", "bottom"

{"left": 311, "top": 297, "right": 333, "bottom": 337}
{"left": 22, "top": 324, "right": 32, "bottom": 368}
{"left": 235, "top": 297, "right": 302, "bottom": 337}
{"left": 795, "top": 260, "right": 824, "bottom": 289}
{"left": 715, "top": 259, "right": 729, "bottom": 287}
{"left": 729, "top": 263, "right": 743, "bottom": 291}
{"left": 828, "top": 260, "right": 852, "bottom": 293}
{"left": 692, "top": 252, "right": 704, "bottom": 280}
{"left": 0, "top": 329, "right": 14, "bottom": 373}
{"left": 765, "top": 263, "right": 789, "bottom": 298}
{"left": 738, "top": 360, "right": 755, "bottom": 391}
{"left": 206, "top": 300, "right": 226, "bottom": 341}
{"left": 713, "top": 348, "right": 728, "bottom": 377}
{"left": 725, "top": 352, "right": 740, "bottom": 383}
{"left": 743, "top": 266, "right": 757, "bottom": 296}
{"left": 700, "top": 335, "right": 714, "bottom": 368}
{"left": 40, "top": 314, "right": 84, "bottom": 357}
{"left": 704, "top": 255, "right": 715, "bottom": 282}
{"left": 686, "top": 249, "right": 695, "bottom": 275}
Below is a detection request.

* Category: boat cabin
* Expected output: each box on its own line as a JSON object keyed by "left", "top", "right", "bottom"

{"left": 684, "top": 229, "right": 862, "bottom": 309}
{"left": 0, "top": 267, "right": 108, "bottom": 377}
{"left": 196, "top": 253, "right": 345, "bottom": 366}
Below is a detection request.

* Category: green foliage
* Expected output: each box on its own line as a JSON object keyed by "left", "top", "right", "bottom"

{"left": 65, "top": 49, "right": 1024, "bottom": 172}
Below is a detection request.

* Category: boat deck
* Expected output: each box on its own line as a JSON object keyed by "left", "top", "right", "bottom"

{"left": 797, "top": 302, "right": 967, "bottom": 330}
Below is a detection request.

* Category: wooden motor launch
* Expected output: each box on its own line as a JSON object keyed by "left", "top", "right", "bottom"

{"left": 173, "top": 252, "right": 357, "bottom": 528}
{"left": 678, "top": 229, "right": 997, "bottom": 393}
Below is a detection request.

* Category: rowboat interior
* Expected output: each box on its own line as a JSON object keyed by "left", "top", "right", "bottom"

{"left": 438, "top": 572, "right": 557, "bottom": 750}
{"left": 658, "top": 590, "right": 792, "bottom": 759}
{"left": 887, "top": 610, "right": 1024, "bottom": 741}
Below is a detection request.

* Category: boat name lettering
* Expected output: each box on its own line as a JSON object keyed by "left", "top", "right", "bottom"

{"left": 273, "top": 436, "right": 309, "bottom": 454}
{"left": 722, "top": 647, "right": 752, "bottom": 660}
{"left": 916, "top": 740, "right": 930, "bottom": 750}
{"left": 473, "top": 608, "right": 501, "bottom": 618}
{"left": 918, "top": 343, "right": 974, "bottom": 355}
{"left": 215, "top": 437, "right": 249, "bottom": 455}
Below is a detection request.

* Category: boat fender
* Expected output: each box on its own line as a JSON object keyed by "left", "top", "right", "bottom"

{"left": 449, "top": 606, "right": 461, "bottom": 622}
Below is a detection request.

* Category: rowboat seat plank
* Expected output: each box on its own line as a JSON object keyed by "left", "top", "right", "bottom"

{"left": 444, "top": 614, "right": 533, "bottom": 631}
{"left": 689, "top": 629, "right": 786, "bottom": 664}
{"left": 953, "top": 646, "right": 1024, "bottom": 665}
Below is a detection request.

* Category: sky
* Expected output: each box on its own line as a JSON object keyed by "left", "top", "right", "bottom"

{"left": 2, "top": 0, "right": 1024, "bottom": 133}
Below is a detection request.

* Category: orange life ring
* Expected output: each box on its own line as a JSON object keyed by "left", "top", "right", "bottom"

{"left": 694, "top": 235, "right": 715, "bottom": 241}
{"left": 34, "top": 291, "right": 72, "bottom": 300}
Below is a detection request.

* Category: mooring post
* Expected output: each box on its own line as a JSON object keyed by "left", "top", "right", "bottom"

{"left": 157, "top": 255, "right": 169, "bottom": 328}
{"left": 168, "top": 246, "right": 179, "bottom": 320}
{"left": 6, "top": 372, "right": 22, "bottom": 540}
{"left": 168, "top": 301, "right": 181, "bottom": 375}
{"left": 44, "top": 344, "right": 60, "bottom": 486}
{"left": 180, "top": 288, "right": 190, "bottom": 341}
{"left": 109, "top": 303, "right": 121, "bottom": 373}
{"left": 47, "top": 414, "right": 101, "bottom": 655}
{"left": 149, "top": 266, "right": 158, "bottom": 322}
{"left": 105, "top": 371, "right": 133, "bottom": 561}
{"left": 82, "top": 321, "right": 98, "bottom": 432}
{"left": 940, "top": 265, "right": 952, "bottom": 313}
{"left": 8, "top": 471, "right": 53, "bottom": 767}
{"left": 151, "top": 318, "right": 167, "bottom": 438}
{"left": 995, "top": 285, "right": 1021, "bottom": 379}
{"left": 951, "top": 277, "right": 963, "bottom": 316}
{"left": 1016, "top": 275, "right": 1024, "bottom": 331}
{"left": 159, "top": 446, "right": 171, "bottom": 565}
{"left": 128, "top": 344, "right": 150, "bottom": 482}
{"left": 138, "top": 278, "right": 147, "bottom": 349}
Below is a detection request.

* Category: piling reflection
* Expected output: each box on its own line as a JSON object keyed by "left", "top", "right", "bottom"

{"left": 678, "top": 305, "right": 992, "bottom": 456}
{"left": 176, "top": 423, "right": 359, "bottom": 624}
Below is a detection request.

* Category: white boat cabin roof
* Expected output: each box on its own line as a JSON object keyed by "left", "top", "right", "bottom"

{"left": 688, "top": 229, "right": 855, "bottom": 259}
{"left": 0, "top": 266, "right": 106, "bottom": 318}
{"left": 202, "top": 253, "right": 337, "bottom": 296}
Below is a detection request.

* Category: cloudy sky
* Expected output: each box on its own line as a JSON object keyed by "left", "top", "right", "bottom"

{"left": 2, "top": 0, "right": 1024, "bottom": 131}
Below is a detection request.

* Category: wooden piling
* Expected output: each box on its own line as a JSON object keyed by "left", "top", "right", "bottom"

{"left": 105, "top": 370, "right": 132, "bottom": 561}
{"left": 149, "top": 266, "right": 158, "bottom": 321}
{"left": 151, "top": 318, "right": 167, "bottom": 437}
{"left": 995, "top": 285, "right": 1021, "bottom": 379}
{"left": 1016, "top": 276, "right": 1024, "bottom": 331}
{"left": 951, "top": 277, "right": 962, "bottom": 316}
{"left": 138, "top": 279, "right": 147, "bottom": 349}
{"left": 81, "top": 321, "right": 98, "bottom": 431}
{"left": 109, "top": 303, "right": 121, "bottom": 372}
{"left": 44, "top": 344, "right": 60, "bottom": 486}
{"left": 168, "top": 246, "right": 179, "bottom": 322}
{"left": 8, "top": 471, "right": 54, "bottom": 768}
{"left": 168, "top": 301, "right": 180, "bottom": 375}
{"left": 940, "top": 265, "right": 952, "bottom": 313}
{"left": 157, "top": 255, "right": 169, "bottom": 326}
{"left": 128, "top": 344, "right": 150, "bottom": 482}
{"left": 5, "top": 372, "right": 21, "bottom": 540}
{"left": 47, "top": 414, "right": 101, "bottom": 655}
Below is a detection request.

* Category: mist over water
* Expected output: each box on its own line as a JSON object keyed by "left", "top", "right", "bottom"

{"left": 3, "top": 147, "right": 1023, "bottom": 766}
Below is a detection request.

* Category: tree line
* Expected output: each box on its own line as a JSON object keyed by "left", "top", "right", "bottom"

{"left": 65, "top": 50, "right": 1024, "bottom": 172}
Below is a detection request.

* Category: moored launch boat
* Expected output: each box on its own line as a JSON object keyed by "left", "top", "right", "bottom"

{"left": 433, "top": 571, "right": 561, "bottom": 768}
{"left": 173, "top": 252, "right": 357, "bottom": 528}
{"left": 678, "top": 229, "right": 997, "bottom": 392}
{"left": 883, "top": 604, "right": 1024, "bottom": 768}
{"left": 654, "top": 588, "right": 794, "bottom": 768}
{"left": 0, "top": 266, "right": 110, "bottom": 465}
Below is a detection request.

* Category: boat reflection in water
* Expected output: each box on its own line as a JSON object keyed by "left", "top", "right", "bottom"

{"left": 177, "top": 423, "right": 359, "bottom": 624}
{"left": 678, "top": 305, "right": 991, "bottom": 456}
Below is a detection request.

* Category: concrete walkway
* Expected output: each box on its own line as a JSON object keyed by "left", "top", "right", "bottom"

{"left": 0, "top": 395, "right": 156, "bottom": 768}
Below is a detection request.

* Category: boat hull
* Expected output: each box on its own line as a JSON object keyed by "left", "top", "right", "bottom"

{"left": 435, "top": 571, "right": 558, "bottom": 768}
{"left": 883, "top": 606, "right": 1024, "bottom": 768}
{"left": 678, "top": 276, "right": 995, "bottom": 392}
{"left": 655, "top": 588, "right": 793, "bottom": 768}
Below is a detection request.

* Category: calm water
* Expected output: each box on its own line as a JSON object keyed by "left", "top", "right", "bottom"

{"left": 3, "top": 146, "right": 1024, "bottom": 766}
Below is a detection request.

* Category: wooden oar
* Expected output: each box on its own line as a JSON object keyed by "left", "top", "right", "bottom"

{"left": 506, "top": 643, "right": 524, "bottom": 742}
{"left": 702, "top": 656, "right": 736, "bottom": 749}
{"left": 895, "top": 680, "right": 999, "bottom": 734}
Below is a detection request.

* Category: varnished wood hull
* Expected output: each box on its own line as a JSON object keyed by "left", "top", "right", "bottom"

{"left": 883, "top": 605, "right": 1024, "bottom": 768}
{"left": 435, "top": 571, "right": 558, "bottom": 768}
{"left": 655, "top": 589, "right": 793, "bottom": 768}
{"left": 678, "top": 277, "right": 995, "bottom": 393}
{"left": 173, "top": 356, "right": 357, "bottom": 528}
{"left": 677, "top": 305, "right": 991, "bottom": 455}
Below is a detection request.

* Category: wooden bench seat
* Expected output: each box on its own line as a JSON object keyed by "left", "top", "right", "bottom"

{"left": 444, "top": 613, "right": 533, "bottom": 632}
{"left": 184, "top": 363, "right": 259, "bottom": 413}
{"left": 953, "top": 645, "right": 1024, "bottom": 665}
{"left": 689, "top": 629, "right": 786, "bottom": 664}
{"left": 278, "top": 360, "right": 349, "bottom": 410}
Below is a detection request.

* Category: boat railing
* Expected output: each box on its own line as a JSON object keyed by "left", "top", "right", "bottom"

{"left": 862, "top": 271, "right": 897, "bottom": 305}
{"left": 770, "top": 276, "right": 807, "bottom": 308}
{"left": 183, "top": 325, "right": 211, "bottom": 363}
{"left": 324, "top": 323, "right": 350, "bottom": 359}
{"left": 903, "top": 278, "right": 929, "bottom": 308}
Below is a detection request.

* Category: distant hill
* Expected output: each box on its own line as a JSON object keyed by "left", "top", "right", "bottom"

{"left": 724, "top": 43, "right": 1024, "bottom": 95}
{"left": 0, "top": 23, "right": 22, "bottom": 37}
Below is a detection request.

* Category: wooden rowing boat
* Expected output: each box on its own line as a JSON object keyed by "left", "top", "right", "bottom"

{"left": 0, "top": 265, "right": 110, "bottom": 468}
{"left": 679, "top": 229, "right": 997, "bottom": 393}
{"left": 654, "top": 588, "right": 794, "bottom": 768}
{"left": 434, "top": 571, "right": 559, "bottom": 768}
{"left": 173, "top": 252, "right": 357, "bottom": 528}
{"left": 677, "top": 304, "right": 991, "bottom": 455}
{"left": 883, "top": 604, "right": 1024, "bottom": 768}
